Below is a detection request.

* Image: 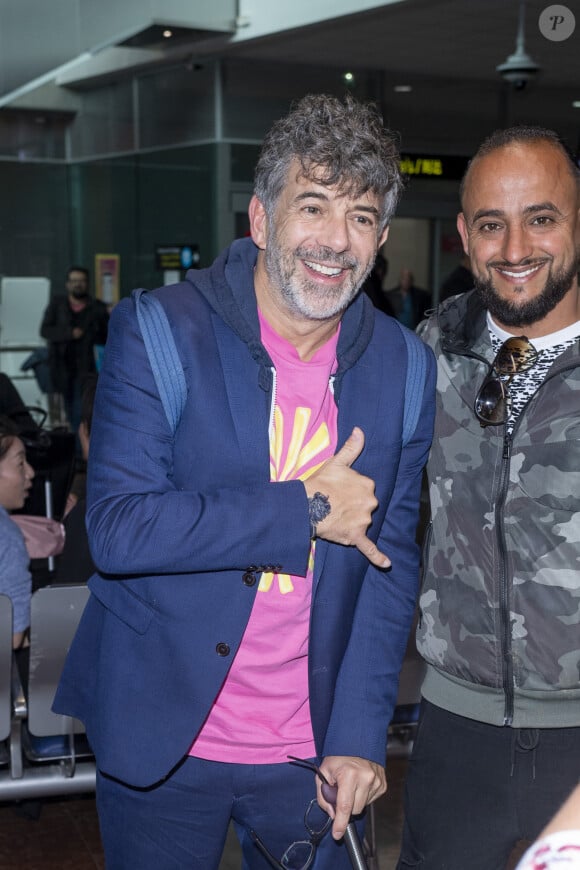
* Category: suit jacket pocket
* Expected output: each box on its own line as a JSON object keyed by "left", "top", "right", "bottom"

{"left": 88, "top": 574, "right": 154, "bottom": 635}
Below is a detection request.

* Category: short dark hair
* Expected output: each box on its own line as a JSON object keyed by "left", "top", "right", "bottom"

{"left": 0, "top": 415, "right": 19, "bottom": 461}
{"left": 66, "top": 266, "right": 90, "bottom": 283}
{"left": 254, "top": 93, "right": 403, "bottom": 231}
{"left": 460, "top": 125, "right": 580, "bottom": 207}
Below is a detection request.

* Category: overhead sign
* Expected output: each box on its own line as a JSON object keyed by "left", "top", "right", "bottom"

{"left": 400, "top": 154, "right": 469, "bottom": 180}
{"left": 155, "top": 244, "right": 200, "bottom": 271}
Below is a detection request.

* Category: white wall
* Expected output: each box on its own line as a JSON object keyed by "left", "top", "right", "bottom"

{"left": 0, "top": 277, "right": 50, "bottom": 412}
{"left": 234, "top": 0, "right": 404, "bottom": 42}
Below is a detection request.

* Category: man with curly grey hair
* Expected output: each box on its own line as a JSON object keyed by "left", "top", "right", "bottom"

{"left": 254, "top": 93, "right": 403, "bottom": 230}
{"left": 55, "top": 93, "right": 435, "bottom": 869}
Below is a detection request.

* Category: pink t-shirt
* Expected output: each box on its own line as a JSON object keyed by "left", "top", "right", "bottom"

{"left": 190, "top": 313, "right": 339, "bottom": 763}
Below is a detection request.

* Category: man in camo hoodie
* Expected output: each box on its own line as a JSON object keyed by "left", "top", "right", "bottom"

{"left": 397, "top": 126, "right": 580, "bottom": 870}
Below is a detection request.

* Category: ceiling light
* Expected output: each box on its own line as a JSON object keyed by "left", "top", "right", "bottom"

{"left": 163, "top": 29, "right": 173, "bottom": 38}
{"left": 496, "top": 0, "right": 540, "bottom": 90}
{"left": 343, "top": 72, "right": 355, "bottom": 83}
{"left": 394, "top": 85, "right": 412, "bottom": 93}
{"left": 573, "top": 101, "right": 580, "bottom": 108}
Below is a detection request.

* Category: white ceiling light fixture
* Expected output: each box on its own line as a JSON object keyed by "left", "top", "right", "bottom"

{"left": 496, "top": 0, "right": 541, "bottom": 90}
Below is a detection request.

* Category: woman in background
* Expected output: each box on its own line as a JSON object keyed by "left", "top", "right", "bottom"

{"left": 0, "top": 416, "right": 35, "bottom": 648}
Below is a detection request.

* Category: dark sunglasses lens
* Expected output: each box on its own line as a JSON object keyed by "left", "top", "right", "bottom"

{"left": 495, "top": 338, "right": 538, "bottom": 373}
{"left": 475, "top": 377, "right": 509, "bottom": 424}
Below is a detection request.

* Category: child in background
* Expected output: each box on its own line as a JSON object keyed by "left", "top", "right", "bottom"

{"left": 0, "top": 416, "right": 35, "bottom": 648}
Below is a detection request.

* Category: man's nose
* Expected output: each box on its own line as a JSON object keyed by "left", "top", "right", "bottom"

{"left": 501, "top": 224, "right": 533, "bottom": 263}
{"left": 318, "top": 214, "right": 350, "bottom": 252}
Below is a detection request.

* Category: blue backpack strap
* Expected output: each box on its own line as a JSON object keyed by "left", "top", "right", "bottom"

{"left": 396, "top": 322, "right": 428, "bottom": 446}
{"left": 133, "top": 287, "right": 425, "bottom": 445}
{"left": 134, "top": 288, "right": 186, "bottom": 434}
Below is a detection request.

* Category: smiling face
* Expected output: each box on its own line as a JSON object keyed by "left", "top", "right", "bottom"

{"left": 457, "top": 141, "right": 580, "bottom": 335}
{"left": 250, "top": 160, "right": 389, "bottom": 331}
{"left": 0, "top": 437, "right": 34, "bottom": 511}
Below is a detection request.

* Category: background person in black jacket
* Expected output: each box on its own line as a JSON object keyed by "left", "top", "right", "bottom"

{"left": 40, "top": 267, "right": 109, "bottom": 435}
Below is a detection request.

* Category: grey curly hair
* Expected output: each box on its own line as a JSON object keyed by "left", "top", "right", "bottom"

{"left": 254, "top": 93, "right": 404, "bottom": 231}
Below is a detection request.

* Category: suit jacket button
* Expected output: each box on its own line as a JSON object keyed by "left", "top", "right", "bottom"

{"left": 216, "top": 642, "right": 230, "bottom": 657}
{"left": 242, "top": 571, "right": 257, "bottom": 586}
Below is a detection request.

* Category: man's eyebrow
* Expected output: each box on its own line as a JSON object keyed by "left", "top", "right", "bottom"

{"left": 294, "top": 191, "right": 379, "bottom": 216}
{"left": 353, "top": 204, "right": 380, "bottom": 216}
{"left": 523, "top": 201, "right": 562, "bottom": 216}
{"left": 471, "top": 202, "right": 562, "bottom": 223}
{"left": 471, "top": 208, "right": 505, "bottom": 223}
{"left": 294, "top": 191, "right": 329, "bottom": 204}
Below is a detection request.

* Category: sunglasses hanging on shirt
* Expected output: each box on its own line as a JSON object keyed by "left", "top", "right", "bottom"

{"left": 474, "top": 336, "right": 539, "bottom": 427}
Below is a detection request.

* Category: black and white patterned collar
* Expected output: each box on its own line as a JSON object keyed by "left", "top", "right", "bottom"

{"left": 486, "top": 314, "right": 580, "bottom": 431}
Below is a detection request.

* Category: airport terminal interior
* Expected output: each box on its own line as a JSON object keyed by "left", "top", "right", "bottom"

{"left": 0, "top": 0, "right": 578, "bottom": 866}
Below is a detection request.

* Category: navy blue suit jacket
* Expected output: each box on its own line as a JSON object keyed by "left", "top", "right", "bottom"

{"left": 54, "top": 239, "right": 435, "bottom": 788}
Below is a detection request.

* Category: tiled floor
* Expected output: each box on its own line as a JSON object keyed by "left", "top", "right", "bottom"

{"left": 0, "top": 794, "right": 104, "bottom": 869}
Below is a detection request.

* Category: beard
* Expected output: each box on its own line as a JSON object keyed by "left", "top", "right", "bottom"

{"left": 70, "top": 288, "right": 89, "bottom": 300}
{"left": 264, "top": 233, "right": 374, "bottom": 321}
{"left": 474, "top": 256, "right": 580, "bottom": 327}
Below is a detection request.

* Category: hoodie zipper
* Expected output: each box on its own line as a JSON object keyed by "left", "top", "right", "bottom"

{"left": 268, "top": 369, "right": 337, "bottom": 440}
{"left": 497, "top": 429, "right": 514, "bottom": 725}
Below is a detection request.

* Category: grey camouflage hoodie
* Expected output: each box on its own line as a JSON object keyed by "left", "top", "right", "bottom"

{"left": 417, "top": 289, "right": 580, "bottom": 728}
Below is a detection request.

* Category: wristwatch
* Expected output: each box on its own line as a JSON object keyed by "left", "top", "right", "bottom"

{"left": 308, "top": 491, "right": 331, "bottom": 539}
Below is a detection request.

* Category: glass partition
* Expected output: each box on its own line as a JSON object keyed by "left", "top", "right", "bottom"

{"left": 69, "top": 144, "right": 216, "bottom": 295}
{"left": 138, "top": 63, "right": 216, "bottom": 150}
{"left": 68, "top": 79, "right": 135, "bottom": 159}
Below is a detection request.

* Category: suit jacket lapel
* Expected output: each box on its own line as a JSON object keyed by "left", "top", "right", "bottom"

{"left": 213, "top": 314, "right": 271, "bottom": 479}
{"left": 313, "top": 359, "right": 380, "bottom": 592}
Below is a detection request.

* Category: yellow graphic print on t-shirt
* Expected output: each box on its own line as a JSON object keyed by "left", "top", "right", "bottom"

{"left": 259, "top": 406, "right": 330, "bottom": 595}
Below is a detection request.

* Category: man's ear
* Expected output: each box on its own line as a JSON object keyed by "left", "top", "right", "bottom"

{"left": 457, "top": 212, "right": 470, "bottom": 256}
{"left": 249, "top": 195, "right": 268, "bottom": 249}
{"left": 378, "top": 225, "right": 390, "bottom": 248}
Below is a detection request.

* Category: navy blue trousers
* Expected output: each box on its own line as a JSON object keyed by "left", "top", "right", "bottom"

{"left": 397, "top": 699, "right": 580, "bottom": 870}
{"left": 96, "top": 755, "right": 366, "bottom": 869}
